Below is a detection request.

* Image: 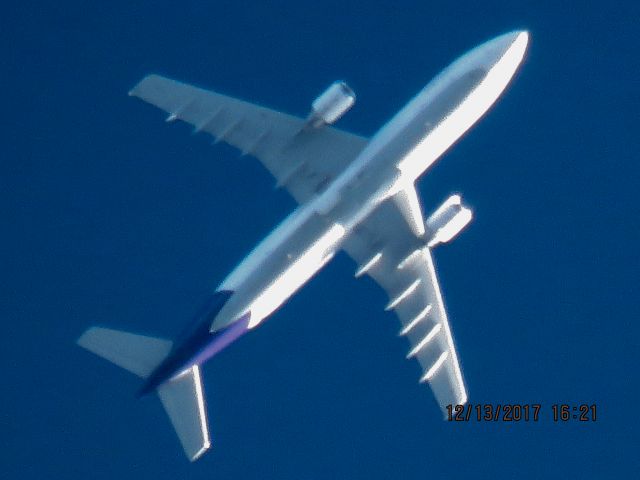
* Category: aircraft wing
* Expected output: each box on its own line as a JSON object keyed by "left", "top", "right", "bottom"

{"left": 129, "top": 75, "right": 367, "bottom": 203}
{"left": 342, "top": 186, "right": 468, "bottom": 414}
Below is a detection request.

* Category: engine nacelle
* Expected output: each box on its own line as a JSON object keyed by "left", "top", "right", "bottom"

{"left": 425, "top": 194, "right": 473, "bottom": 247}
{"left": 307, "top": 81, "right": 355, "bottom": 127}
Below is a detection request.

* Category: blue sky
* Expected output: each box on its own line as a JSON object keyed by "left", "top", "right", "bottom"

{"left": 2, "top": 1, "right": 638, "bottom": 478}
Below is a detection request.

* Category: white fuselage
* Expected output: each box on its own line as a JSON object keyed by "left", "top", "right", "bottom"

{"left": 212, "top": 31, "right": 528, "bottom": 332}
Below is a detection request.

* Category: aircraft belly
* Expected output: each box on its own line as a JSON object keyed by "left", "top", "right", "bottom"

{"left": 212, "top": 210, "right": 343, "bottom": 331}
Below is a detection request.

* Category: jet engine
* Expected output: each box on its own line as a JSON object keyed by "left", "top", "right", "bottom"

{"left": 307, "top": 81, "right": 355, "bottom": 127}
{"left": 425, "top": 194, "right": 473, "bottom": 247}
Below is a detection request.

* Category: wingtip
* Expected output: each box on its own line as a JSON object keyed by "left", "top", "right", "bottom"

{"left": 128, "top": 73, "right": 161, "bottom": 97}
{"left": 76, "top": 326, "right": 96, "bottom": 348}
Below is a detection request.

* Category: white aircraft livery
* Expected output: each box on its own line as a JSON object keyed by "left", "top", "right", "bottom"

{"left": 78, "top": 30, "right": 529, "bottom": 461}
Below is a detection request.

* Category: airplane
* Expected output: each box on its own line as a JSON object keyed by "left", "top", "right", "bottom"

{"left": 78, "top": 30, "right": 529, "bottom": 461}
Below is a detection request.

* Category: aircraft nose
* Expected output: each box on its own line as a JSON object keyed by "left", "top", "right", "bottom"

{"left": 492, "top": 30, "right": 529, "bottom": 51}
{"left": 500, "top": 30, "right": 529, "bottom": 56}
{"left": 449, "top": 30, "right": 529, "bottom": 85}
{"left": 478, "top": 30, "right": 529, "bottom": 67}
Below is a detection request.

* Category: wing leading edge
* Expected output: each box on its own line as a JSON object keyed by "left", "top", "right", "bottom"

{"left": 343, "top": 186, "right": 468, "bottom": 413}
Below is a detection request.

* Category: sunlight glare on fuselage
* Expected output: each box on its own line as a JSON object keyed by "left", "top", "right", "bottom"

{"left": 246, "top": 223, "right": 346, "bottom": 328}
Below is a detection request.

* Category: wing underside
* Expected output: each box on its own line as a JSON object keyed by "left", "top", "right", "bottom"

{"left": 343, "top": 187, "right": 468, "bottom": 413}
{"left": 129, "top": 74, "right": 367, "bottom": 204}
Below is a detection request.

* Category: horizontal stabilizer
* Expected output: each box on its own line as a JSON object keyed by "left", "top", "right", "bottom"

{"left": 77, "top": 327, "right": 173, "bottom": 378}
{"left": 158, "top": 365, "right": 210, "bottom": 461}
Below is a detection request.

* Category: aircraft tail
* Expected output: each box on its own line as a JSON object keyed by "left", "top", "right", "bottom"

{"left": 157, "top": 365, "right": 210, "bottom": 461}
{"left": 77, "top": 326, "right": 211, "bottom": 461}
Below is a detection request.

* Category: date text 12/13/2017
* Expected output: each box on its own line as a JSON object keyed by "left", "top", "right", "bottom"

{"left": 446, "top": 404, "right": 597, "bottom": 422}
